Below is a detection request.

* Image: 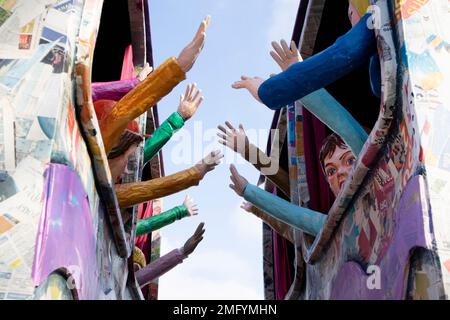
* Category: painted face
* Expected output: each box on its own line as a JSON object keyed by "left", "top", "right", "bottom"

{"left": 348, "top": 1, "right": 363, "bottom": 27}
{"left": 109, "top": 143, "right": 138, "bottom": 183}
{"left": 324, "top": 145, "right": 356, "bottom": 196}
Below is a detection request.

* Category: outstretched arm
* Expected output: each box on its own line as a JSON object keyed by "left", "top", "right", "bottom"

{"left": 115, "top": 151, "right": 223, "bottom": 208}
{"left": 217, "top": 121, "right": 290, "bottom": 196}
{"left": 100, "top": 16, "right": 210, "bottom": 154}
{"left": 232, "top": 14, "right": 376, "bottom": 110}
{"left": 143, "top": 83, "right": 204, "bottom": 163}
{"left": 229, "top": 165, "right": 326, "bottom": 237}
{"left": 91, "top": 63, "right": 152, "bottom": 102}
{"left": 235, "top": 39, "right": 368, "bottom": 155}
{"left": 135, "top": 223, "right": 205, "bottom": 286}
{"left": 136, "top": 196, "right": 198, "bottom": 235}
{"left": 241, "top": 201, "right": 295, "bottom": 244}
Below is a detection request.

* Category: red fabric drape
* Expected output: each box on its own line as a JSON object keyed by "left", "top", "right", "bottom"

{"left": 273, "top": 230, "right": 293, "bottom": 299}
{"left": 302, "top": 109, "right": 335, "bottom": 212}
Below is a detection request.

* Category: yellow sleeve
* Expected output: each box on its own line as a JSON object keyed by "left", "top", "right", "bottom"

{"left": 250, "top": 205, "right": 295, "bottom": 244}
{"left": 101, "top": 57, "right": 186, "bottom": 154}
{"left": 115, "top": 166, "right": 201, "bottom": 208}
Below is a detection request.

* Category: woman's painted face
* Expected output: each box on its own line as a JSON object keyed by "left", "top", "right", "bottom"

{"left": 348, "top": 2, "right": 362, "bottom": 27}
{"left": 324, "top": 145, "right": 356, "bottom": 196}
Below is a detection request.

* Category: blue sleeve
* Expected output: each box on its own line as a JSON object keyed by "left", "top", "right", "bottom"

{"left": 258, "top": 13, "right": 377, "bottom": 110}
{"left": 243, "top": 183, "right": 327, "bottom": 237}
{"left": 301, "top": 89, "right": 368, "bottom": 155}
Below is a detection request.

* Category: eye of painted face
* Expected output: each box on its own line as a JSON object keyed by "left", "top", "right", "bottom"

{"left": 346, "top": 155, "right": 356, "bottom": 166}
{"left": 326, "top": 166, "right": 337, "bottom": 177}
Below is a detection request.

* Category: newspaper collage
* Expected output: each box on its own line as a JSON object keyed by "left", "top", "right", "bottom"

{"left": 0, "top": 0, "right": 85, "bottom": 299}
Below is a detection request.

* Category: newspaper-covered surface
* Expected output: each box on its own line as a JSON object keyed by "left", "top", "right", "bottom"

{"left": 0, "top": 0, "right": 89, "bottom": 299}
{"left": 0, "top": 0, "right": 60, "bottom": 59}
{"left": 0, "top": 157, "right": 44, "bottom": 299}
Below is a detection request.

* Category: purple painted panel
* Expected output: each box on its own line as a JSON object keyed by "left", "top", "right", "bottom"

{"left": 32, "top": 164, "right": 99, "bottom": 299}
{"left": 330, "top": 175, "right": 431, "bottom": 299}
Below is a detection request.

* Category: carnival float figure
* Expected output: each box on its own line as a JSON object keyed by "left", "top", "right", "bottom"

{"left": 226, "top": 0, "right": 449, "bottom": 299}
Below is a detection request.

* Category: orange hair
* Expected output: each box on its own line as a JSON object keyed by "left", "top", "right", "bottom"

{"left": 94, "top": 99, "right": 140, "bottom": 134}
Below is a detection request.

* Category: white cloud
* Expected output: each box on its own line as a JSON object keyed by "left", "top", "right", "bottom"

{"left": 267, "top": 0, "right": 300, "bottom": 43}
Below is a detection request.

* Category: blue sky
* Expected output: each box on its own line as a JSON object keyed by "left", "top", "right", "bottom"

{"left": 148, "top": 0, "right": 299, "bottom": 299}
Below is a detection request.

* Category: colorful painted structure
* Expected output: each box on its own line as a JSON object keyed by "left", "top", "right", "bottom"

{"left": 262, "top": 0, "right": 449, "bottom": 299}
{"left": 0, "top": 0, "right": 163, "bottom": 299}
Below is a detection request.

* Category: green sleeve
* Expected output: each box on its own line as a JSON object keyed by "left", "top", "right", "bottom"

{"left": 143, "top": 112, "right": 185, "bottom": 164}
{"left": 136, "top": 205, "right": 189, "bottom": 236}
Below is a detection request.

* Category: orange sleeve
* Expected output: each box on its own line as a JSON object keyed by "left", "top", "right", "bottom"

{"left": 100, "top": 57, "right": 186, "bottom": 154}
{"left": 115, "top": 166, "right": 201, "bottom": 208}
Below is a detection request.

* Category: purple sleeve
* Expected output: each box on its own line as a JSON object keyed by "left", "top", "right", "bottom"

{"left": 91, "top": 78, "right": 140, "bottom": 102}
{"left": 135, "top": 248, "right": 186, "bottom": 286}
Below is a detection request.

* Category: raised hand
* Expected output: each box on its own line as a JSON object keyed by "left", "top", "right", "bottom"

{"left": 194, "top": 150, "right": 224, "bottom": 179}
{"left": 270, "top": 39, "right": 302, "bottom": 71}
{"left": 182, "top": 222, "right": 205, "bottom": 256}
{"left": 177, "top": 83, "right": 204, "bottom": 121}
{"left": 177, "top": 15, "right": 211, "bottom": 73}
{"left": 183, "top": 195, "right": 199, "bottom": 216}
{"left": 240, "top": 201, "right": 253, "bottom": 213}
{"left": 229, "top": 164, "right": 249, "bottom": 197}
{"left": 231, "top": 75, "right": 264, "bottom": 103}
{"left": 137, "top": 62, "right": 153, "bottom": 81}
{"left": 217, "top": 121, "right": 249, "bottom": 157}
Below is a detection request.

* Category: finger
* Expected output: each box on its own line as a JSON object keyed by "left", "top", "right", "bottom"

{"left": 231, "top": 81, "right": 244, "bottom": 89}
{"left": 225, "top": 121, "right": 235, "bottom": 131}
{"left": 218, "top": 140, "right": 228, "bottom": 147}
{"left": 217, "top": 125, "right": 228, "bottom": 134}
{"left": 230, "top": 174, "right": 237, "bottom": 185}
{"left": 197, "top": 228, "right": 206, "bottom": 237}
{"left": 204, "top": 15, "right": 211, "bottom": 30}
{"left": 271, "top": 41, "right": 286, "bottom": 58}
{"left": 195, "top": 222, "right": 204, "bottom": 235}
{"left": 192, "top": 88, "right": 201, "bottom": 103}
{"left": 229, "top": 184, "right": 238, "bottom": 193}
{"left": 194, "top": 20, "right": 207, "bottom": 41}
{"left": 194, "top": 96, "right": 204, "bottom": 108}
{"left": 290, "top": 40, "right": 298, "bottom": 53}
{"left": 238, "top": 123, "right": 245, "bottom": 133}
{"left": 230, "top": 164, "right": 239, "bottom": 178}
{"left": 180, "top": 94, "right": 184, "bottom": 104}
{"left": 213, "top": 151, "right": 224, "bottom": 161}
{"left": 241, "top": 75, "right": 250, "bottom": 80}
{"left": 184, "top": 84, "right": 190, "bottom": 99}
{"left": 270, "top": 50, "right": 284, "bottom": 67}
{"left": 192, "top": 32, "right": 206, "bottom": 51}
{"left": 217, "top": 132, "right": 228, "bottom": 141}
{"left": 188, "top": 83, "right": 196, "bottom": 98}
{"left": 280, "top": 39, "right": 290, "bottom": 55}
